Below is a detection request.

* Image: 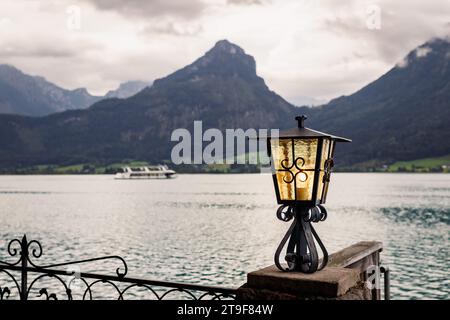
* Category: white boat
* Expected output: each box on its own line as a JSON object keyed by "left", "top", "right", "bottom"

{"left": 114, "top": 165, "right": 177, "bottom": 179}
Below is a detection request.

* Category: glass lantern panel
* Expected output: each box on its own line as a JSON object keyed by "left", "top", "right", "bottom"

{"left": 293, "top": 139, "right": 318, "bottom": 169}
{"left": 276, "top": 172, "right": 295, "bottom": 200}
{"left": 271, "top": 139, "right": 293, "bottom": 170}
{"left": 271, "top": 138, "right": 319, "bottom": 202}
{"left": 293, "top": 138, "right": 318, "bottom": 201}
{"left": 271, "top": 139, "right": 294, "bottom": 200}
{"left": 317, "top": 171, "right": 325, "bottom": 201}
{"left": 295, "top": 171, "right": 315, "bottom": 201}
{"left": 317, "top": 138, "right": 330, "bottom": 201}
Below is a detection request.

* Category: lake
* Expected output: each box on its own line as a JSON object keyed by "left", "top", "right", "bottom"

{"left": 0, "top": 173, "right": 448, "bottom": 300}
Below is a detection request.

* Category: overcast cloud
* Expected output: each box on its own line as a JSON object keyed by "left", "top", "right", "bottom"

{"left": 0, "top": 0, "right": 448, "bottom": 104}
{"left": 80, "top": 0, "right": 206, "bottom": 19}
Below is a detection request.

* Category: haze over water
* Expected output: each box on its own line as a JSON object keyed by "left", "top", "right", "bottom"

{"left": 0, "top": 173, "right": 448, "bottom": 300}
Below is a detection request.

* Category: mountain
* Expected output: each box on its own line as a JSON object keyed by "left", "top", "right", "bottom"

{"left": 105, "top": 81, "right": 152, "bottom": 99}
{"left": 0, "top": 65, "right": 153, "bottom": 116}
{"left": 0, "top": 65, "right": 102, "bottom": 116}
{"left": 0, "top": 38, "right": 448, "bottom": 170}
{"left": 0, "top": 40, "right": 296, "bottom": 168}
{"left": 299, "top": 37, "right": 450, "bottom": 168}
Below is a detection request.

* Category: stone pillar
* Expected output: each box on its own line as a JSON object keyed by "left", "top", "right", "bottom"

{"left": 237, "top": 241, "right": 383, "bottom": 300}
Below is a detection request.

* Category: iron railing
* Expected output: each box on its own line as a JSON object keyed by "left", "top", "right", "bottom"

{"left": 0, "top": 235, "right": 237, "bottom": 300}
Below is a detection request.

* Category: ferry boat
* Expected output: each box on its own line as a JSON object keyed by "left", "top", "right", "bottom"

{"left": 114, "top": 165, "right": 177, "bottom": 179}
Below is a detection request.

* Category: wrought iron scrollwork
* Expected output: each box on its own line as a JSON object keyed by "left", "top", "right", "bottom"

{"left": 38, "top": 288, "right": 58, "bottom": 300}
{"left": 0, "top": 286, "right": 11, "bottom": 300}
{"left": 18, "top": 237, "right": 128, "bottom": 278}
{"left": 278, "top": 157, "right": 313, "bottom": 184}
{"left": 278, "top": 156, "right": 335, "bottom": 185}
{"left": 0, "top": 235, "right": 237, "bottom": 300}
{"left": 274, "top": 205, "right": 329, "bottom": 273}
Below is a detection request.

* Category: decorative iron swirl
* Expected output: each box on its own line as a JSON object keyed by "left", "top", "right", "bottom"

{"left": 28, "top": 255, "right": 128, "bottom": 278}
{"left": 27, "top": 273, "right": 72, "bottom": 300}
{"left": 0, "top": 286, "right": 10, "bottom": 300}
{"left": 274, "top": 205, "right": 329, "bottom": 273}
{"left": 26, "top": 240, "right": 43, "bottom": 266}
{"left": 19, "top": 277, "right": 237, "bottom": 300}
{"left": 7, "top": 239, "right": 22, "bottom": 258}
{"left": 276, "top": 204, "right": 294, "bottom": 222}
{"left": 0, "top": 235, "right": 237, "bottom": 300}
{"left": 0, "top": 269, "right": 21, "bottom": 299}
{"left": 303, "top": 205, "right": 328, "bottom": 223}
{"left": 0, "top": 238, "right": 23, "bottom": 267}
{"left": 0, "top": 236, "right": 43, "bottom": 267}
{"left": 0, "top": 270, "right": 238, "bottom": 300}
{"left": 0, "top": 235, "right": 128, "bottom": 278}
{"left": 279, "top": 157, "right": 310, "bottom": 184}
{"left": 38, "top": 289, "right": 58, "bottom": 300}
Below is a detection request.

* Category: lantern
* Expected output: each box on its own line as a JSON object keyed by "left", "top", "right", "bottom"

{"left": 268, "top": 115, "right": 351, "bottom": 273}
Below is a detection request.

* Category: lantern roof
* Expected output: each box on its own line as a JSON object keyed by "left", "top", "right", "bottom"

{"left": 272, "top": 115, "right": 352, "bottom": 142}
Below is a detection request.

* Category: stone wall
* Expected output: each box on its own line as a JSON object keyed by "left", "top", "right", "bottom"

{"left": 237, "top": 241, "right": 383, "bottom": 300}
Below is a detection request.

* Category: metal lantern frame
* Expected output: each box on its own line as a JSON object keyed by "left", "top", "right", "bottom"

{"left": 267, "top": 115, "right": 351, "bottom": 273}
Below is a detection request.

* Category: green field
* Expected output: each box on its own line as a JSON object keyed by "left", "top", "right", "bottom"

{"left": 4, "top": 154, "right": 450, "bottom": 174}
{"left": 388, "top": 155, "right": 450, "bottom": 172}
{"left": 8, "top": 160, "right": 258, "bottom": 174}
{"left": 9, "top": 161, "right": 152, "bottom": 175}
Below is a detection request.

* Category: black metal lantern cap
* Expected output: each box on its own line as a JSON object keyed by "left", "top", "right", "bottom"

{"left": 275, "top": 115, "right": 352, "bottom": 142}
{"left": 268, "top": 115, "right": 351, "bottom": 273}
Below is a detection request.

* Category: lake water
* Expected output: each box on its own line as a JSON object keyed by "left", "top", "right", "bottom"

{"left": 0, "top": 173, "right": 448, "bottom": 300}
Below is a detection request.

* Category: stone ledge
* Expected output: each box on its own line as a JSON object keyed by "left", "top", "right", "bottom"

{"left": 328, "top": 241, "right": 383, "bottom": 269}
{"left": 237, "top": 282, "right": 371, "bottom": 300}
{"left": 246, "top": 265, "right": 360, "bottom": 298}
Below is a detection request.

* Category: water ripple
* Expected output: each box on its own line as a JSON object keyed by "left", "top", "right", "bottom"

{"left": 0, "top": 173, "right": 448, "bottom": 300}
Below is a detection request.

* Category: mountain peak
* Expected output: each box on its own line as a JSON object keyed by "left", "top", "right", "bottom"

{"left": 152, "top": 40, "right": 259, "bottom": 88}
{"left": 203, "top": 39, "right": 249, "bottom": 64}
{"left": 196, "top": 39, "right": 255, "bottom": 73}
{"left": 71, "top": 87, "right": 91, "bottom": 96}
{"left": 210, "top": 39, "right": 245, "bottom": 55}
{"left": 105, "top": 80, "right": 151, "bottom": 99}
{"left": 395, "top": 37, "right": 450, "bottom": 69}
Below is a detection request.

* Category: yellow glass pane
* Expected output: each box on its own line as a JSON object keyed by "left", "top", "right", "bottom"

{"left": 271, "top": 139, "right": 293, "bottom": 170}
{"left": 295, "top": 171, "right": 315, "bottom": 201}
{"left": 276, "top": 172, "right": 295, "bottom": 200}
{"left": 317, "top": 171, "right": 325, "bottom": 200}
{"left": 272, "top": 138, "right": 319, "bottom": 202}
{"left": 293, "top": 139, "right": 317, "bottom": 169}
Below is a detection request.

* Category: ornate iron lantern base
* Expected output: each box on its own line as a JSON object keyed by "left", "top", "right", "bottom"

{"left": 274, "top": 205, "right": 329, "bottom": 273}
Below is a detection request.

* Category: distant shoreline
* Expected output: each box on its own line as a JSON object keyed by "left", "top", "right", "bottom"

{"left": 0, "top": 171, "right": 448, "bottom": 175}
{"left": 2, "top": 154, "right": 449, "bottom": 175}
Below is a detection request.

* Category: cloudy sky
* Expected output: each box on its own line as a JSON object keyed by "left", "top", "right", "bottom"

{"left": 0, "top": 0, "right": 449, "bottom": 104}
